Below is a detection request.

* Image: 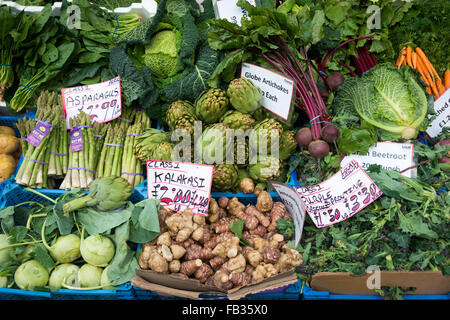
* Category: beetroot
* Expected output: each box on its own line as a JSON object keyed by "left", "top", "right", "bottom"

{"left": 326, "top": 72, "right": 345, "bottom": 91}
{"left": 308, "top": 139, "right": 330, "bottom": 160}
{"left": 296, "top": 127, "right": 313, "bottom": 147}
{"left": 321, "top": 124, "right": 340, "bottom": 144}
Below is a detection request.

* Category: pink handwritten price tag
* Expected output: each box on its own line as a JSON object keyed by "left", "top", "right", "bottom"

{"left": 61, "top": 76, "right": 122, "bottom": 129}
{"left": 295, "top": 160, "right": 382, "bottom": 228}
{"left": 146, "top": 160, "right": 214, "bottom": 216}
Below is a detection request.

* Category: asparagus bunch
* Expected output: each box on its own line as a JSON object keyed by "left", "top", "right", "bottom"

{"left": 15, "top": 104, "right": 58, "bottom": 188}
{"left": 96, "top": 125, "right": 125, "bottom": 178}
{"left": 60, "top": 111, "right": 96, "bottom": 190}
{"left": 47, "top": 96, "right": 68, "bottom": 179}
{"left": 121, "top": 122, "right": 144, "bottom": 188}
{"left": 135, "top": 109, "right": 152, "bottom": 130}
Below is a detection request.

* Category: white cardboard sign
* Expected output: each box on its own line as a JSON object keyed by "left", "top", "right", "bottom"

{"left": 241, "top": 62, "right": 295, "bottom": 121}
{"left": 426, "top": 88, "right": 450, "bottom": 138}
{"left": 214, "top": 0, "right": 255, "bottom": 26}
{"left": 295, "top": 160, "right": 383, "bottom": 228}
{"left": 61, "top": 76, "right": 122, "bottom": 129}
{"left": 270, "top": 182, "right": 306, "bottom": 247}
{"left": 146, "top": 160, "right": 214, "bottom": 216}
{"left": 341, "top": 142, "right": 415, "bottom": 178}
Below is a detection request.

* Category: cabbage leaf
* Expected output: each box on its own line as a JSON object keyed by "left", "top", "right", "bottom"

{"left": 333, "top": 63, "right": 433, "bottom": 141}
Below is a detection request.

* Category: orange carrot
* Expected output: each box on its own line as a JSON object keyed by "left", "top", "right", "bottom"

{"left": 416, "top": 57, "right": 432, "bottom": 83}
{"left": 396, "top": 54, "right": 405, "bottom": 68}
{"left": 415, "top": 47, "right": 441, "bottom": 81}
{"left": 426, "top": 87, "right": 431, "bottom": 95}
{"left": 412, "top": 51, "right": 417, "bottom": 69}
{"left": 445, "top": 70, "right": 450, "bottom": 89}
{"left": 436, "top": 79, "right": 446, "bottom": 97}
{"left": 406, "top": 46, "right": 413, "bottom": 67}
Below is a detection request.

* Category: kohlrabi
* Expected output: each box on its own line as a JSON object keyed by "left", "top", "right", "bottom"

{"left": 0, "top": 234, "right": 10, "bottom": 264}
{"left": 14, "top": 260, "right": 49, "bottom": 290}
{"left": 333, "top": 63, "right": 432, "bottom": 140}
{"left": 41, "top": 220, "right": 81, "bottom": 264}
{"left": 49, "top": 263, "right": 80, "bottom": 290}
{"left": 78, "top": 264, "right": 103, "bottom": 288}
{"left": 80, "top": 228, "right": 115, "bottom": 267}
{"left": 101, "top": 266, "right": 116, "bottom": 290}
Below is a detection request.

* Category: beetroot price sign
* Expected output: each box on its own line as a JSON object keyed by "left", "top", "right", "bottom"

{"left": 146, "top": 161, "right": 214, "bottom": 216}
{"left": 61, "top": 76, "right": 122, "bottom": 129}
{"left": 295, "top": 160, "right": 383, "bottom": 228}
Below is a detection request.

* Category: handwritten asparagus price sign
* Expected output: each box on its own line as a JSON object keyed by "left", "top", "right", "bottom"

{"left": 61, "top": 76, "right": 122, "bottom": 129}
{"left": 296, "top": 160, "right": 383, "bottom": 228}
{"left": 146, "top": 160, "right": 214, "bottom": 216}
{"left": 241, "top": 62, "right": 295, "bottom": 121}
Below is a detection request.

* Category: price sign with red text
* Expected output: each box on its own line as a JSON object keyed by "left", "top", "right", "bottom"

{"left": 295, "top": 160, "right": 382, "bottom": 228}
{"left": 146, "top": 160, "right": 214, "bottom": 216}
{"left": 61, "top": 76, "right": 122, "bottom": 129}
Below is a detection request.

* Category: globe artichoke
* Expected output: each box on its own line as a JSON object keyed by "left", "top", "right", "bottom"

{"left": 279, "top": 130, "right": 298, "bottom": 161}
{"left": 195, "top": 123, "right": 233, "bottom": 164}
{"left": 249, "top": 118, "right": 283, "bottom": 155}
{"left": 135, "top": 128, "right": 170, "bottom": 162}
{"left": 227, "top": 77, "right": 262, "bottom": 114}
{"left": 151, "top": 141, "right": 174, "bottom": 161}
{"left": 248, "top": 155, "right": 282, "bottom": 183}
{"left": 220, "top": 110, "right": 256, "bottom": 132}
{"left": 212, "top": 164, "right": 239, "bottom": 191}
{"left": 165, "top": 100, "right": 196, "bottom": 130}
{"left": 63, "top": 176, "right": 132, "bottom": 214}
{"left": 173, "top": 114, "right": 197, "bottom": 136}
{"left": 195, "top": 88, "right": 229, "bottom": 124}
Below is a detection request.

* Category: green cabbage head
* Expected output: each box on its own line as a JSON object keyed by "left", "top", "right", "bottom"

{"left": 334, "top": 63, "right": 432, "bottom": 140}
{"left": 144, "top": 23, "right": 181, "bottom": 79}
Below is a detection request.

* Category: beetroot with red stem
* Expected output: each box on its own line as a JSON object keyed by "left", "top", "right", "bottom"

{"left": 321, "top": 124, "right": 340, "bottom": 155}
{"left": 296, "top": 127, "right": 313, "bottom": 148}
{"left": 326, "top": 72, "right": 345, "bottom": 91}
{"left": 308, "top": 139, "right": 330, "bottom": 176}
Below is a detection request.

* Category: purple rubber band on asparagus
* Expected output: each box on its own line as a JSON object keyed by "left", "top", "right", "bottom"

{"left": 68, "top": 167, "right": 94, "bottom": 173}
{"left": 24, "top": 158, "right": 49, "bottom": 165}
{"left": 50, "top": 152, "right": 68, "bottom": 156}
{"left": 119, "top": 117, "right": 132, "bottom": 123}
{"left": 94, "top": 134, "right": 105, "bottom": 139}
{"left": 121, "top": 172, "right": 144, "bottom": 176}
{"left": 104, "top": 143, "right": 124, "bottom": 147}
{"left": 126, "top": 134, "right": 141, "bottom": 137}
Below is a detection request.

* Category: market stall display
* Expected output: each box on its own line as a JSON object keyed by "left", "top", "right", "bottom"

{"left": 0, "top": 0, "right": 449, "bottom": 301}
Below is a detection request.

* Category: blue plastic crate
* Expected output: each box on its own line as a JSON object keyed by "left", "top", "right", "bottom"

{"left": 0, "top": 182, "right": 144, "bottom": 300}
{"left": 301, "top": 284, "right": 449, "bottom": 300}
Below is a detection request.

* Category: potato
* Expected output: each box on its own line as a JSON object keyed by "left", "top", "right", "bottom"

{"left": 0, "top": 154, "right": 16, "bottom": 183}
{"left": 0, "top": 126, "right": 16, "bottom": 137}
{"left": 0, "top": 134, "right": 20, "bottom": 154}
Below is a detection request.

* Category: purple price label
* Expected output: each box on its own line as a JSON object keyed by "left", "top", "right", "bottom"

{"left": 70, "top": 126, "right": 83, "bottom": 152}
{"left": 26, "top": 121, "right": 52, "bottom": 147}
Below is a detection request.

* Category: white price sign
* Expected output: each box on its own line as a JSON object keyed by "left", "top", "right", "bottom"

{"left": 61, "top": 76, "right": 122, "bottom": 129}
{"left": 271, "top": 182, "right": 306, "bottom": 247}
{"left": 146, "top": 160, "right": 214, "bottom": 216}
{"left": 214, "top": 0, "right": 255, "bottom": 26}
{"left": 341, "top": 142, "right": 415, "bottom": 178}
{"left": 426, "top": 88, "right": 450, "bottom": 138}
{"left": 241, "top": 62, "right": 295, "bottom": 120}
{"left": 296, "top": 160, "right": 383, "bottom": 228}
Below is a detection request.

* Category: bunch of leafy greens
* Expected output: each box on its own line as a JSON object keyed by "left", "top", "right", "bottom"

{"left": 388, "top": 0, "right": 450, "bottom": 76}
{"left": 207, "top": 0, "right": 413, "bottom": 84}
{"left": 331, "top": 63, "right": 434, "bottom": 155}
{"left": 296, "top": 164, "right": 449, "bottom": 300}
{"left": 2, "top": 5, "right": 75, "bottom": 113}
{"left": 108, "top": 0, "right": 219, "bottom": 120}
{"left": 0, "top": 186, "right": 160, "bottom": 289}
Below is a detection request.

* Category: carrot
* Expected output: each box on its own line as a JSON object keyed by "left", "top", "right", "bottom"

{"left": 396, "top": 54, "right": 405, "bottom": 68}
{"left": 416, "top": 57, "right": 431, "bottom": 83}
{"left": 415, "top": 47, "right": 441, "bottom": 81}
{"left": 412, "top": 51, "right": 418, "bottom": 69}
{"left": 426, "top": 87, "right": 431, "bottom": 95}
{"left": 406, "top": 46, "right": 413, "bottom": 67}
{"left": 445, "top": 70, "right": 450, "bottom": 89}
{"left": 436, "top": 79, "right": 446, "bottom": 97}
